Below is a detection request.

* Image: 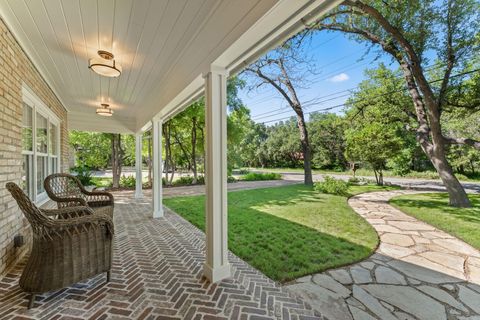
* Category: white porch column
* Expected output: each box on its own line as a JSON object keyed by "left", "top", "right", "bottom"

{"left": 152, "top": 119, "right": 164, "bottom": 218}
{"left": 203, "top": 65, "right": 230, "bottom": 283}
{"left": 135, "top": 132, "right": 143, "bottom": 199}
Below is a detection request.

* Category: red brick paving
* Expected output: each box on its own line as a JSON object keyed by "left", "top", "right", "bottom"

{"left": 0, "top": 192, "right": 322, "bottom": 319}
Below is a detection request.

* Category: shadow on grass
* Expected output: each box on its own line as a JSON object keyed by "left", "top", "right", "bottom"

{"left": 391, "top": 193, "right": 480, "bottom": 224}
{"left": 164, "top": 184, "right": 375, "bottom": 283}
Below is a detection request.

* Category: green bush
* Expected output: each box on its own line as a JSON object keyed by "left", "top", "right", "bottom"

{"left": 71, "top": 166, "right": 93, "bottom": 186}
{"left": 173, "top": 176, "right": 195, "bottom": 186}
{"left": 243, "top": 172, "right": 282, "bottom": 181}
{"left": 348, "top": 177, "right": 360, "bottom": 184}
{"left": 120, "top": 175, "right": 136, "bottom": 188}
{"left": 227, "top": 176, "right": 237, "bottom": 183}
{"left": 314, "top": 176, "right": 349, "bottom": 195}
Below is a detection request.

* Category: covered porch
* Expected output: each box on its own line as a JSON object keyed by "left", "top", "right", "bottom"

{"left": 0, "top": 0, "right": 340, "bottom": 318}
{"left": 0, "top": 190, "right": 318, "bottom": 319}
{"left": 0, "top": 0, "right": 339, "bottom": 283}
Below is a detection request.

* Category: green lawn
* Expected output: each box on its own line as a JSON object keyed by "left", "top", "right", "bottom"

{"left": 91, "top": 177, "right": 113, "bottom": 188}
{"left": 390, "top": 193, "right": 480, "bottom": 250}
{"left": 164, "top": 184, "right": 397, "bottom": 282}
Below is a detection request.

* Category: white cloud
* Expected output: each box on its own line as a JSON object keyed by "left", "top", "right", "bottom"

{"left": 329, "top": 73, "right": 350, "bottom": 82}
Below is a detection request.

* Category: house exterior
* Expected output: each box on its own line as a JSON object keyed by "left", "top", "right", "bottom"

{"left": 0, "top": 18, "right": 69, "bottom": 273}
{"left": 0, "top": 0, "right": 340, "bottom": 280}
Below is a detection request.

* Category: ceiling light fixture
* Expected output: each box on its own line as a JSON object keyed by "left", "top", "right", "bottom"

{"left": 96, "top": 103, "right": 114, "bottom": 116}
{"left": 88, "top": 50, "right": 122, "bottom": 77}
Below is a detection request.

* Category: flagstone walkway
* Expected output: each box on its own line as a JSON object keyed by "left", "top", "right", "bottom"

{"left": 286, "top": 190, "right": 480, "bottom": 320}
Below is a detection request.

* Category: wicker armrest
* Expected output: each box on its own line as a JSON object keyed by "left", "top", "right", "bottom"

{"left": 42, "top": 206, "right": 94, "bottom": 219}
{"left": 48, "top": 212, "right": 114, "bottom": 237}
{"left": 56, "top": 197, "right": 88, "bottom": 207}
{"left": 83, "top": 190, "right": 114, "bottom": 205}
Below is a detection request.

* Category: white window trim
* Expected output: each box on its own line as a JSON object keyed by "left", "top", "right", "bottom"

{"left": 22, "top": 85, "right": 61, "bottom": 205}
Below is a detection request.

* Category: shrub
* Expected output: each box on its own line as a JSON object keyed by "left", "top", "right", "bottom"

{"left": 171, "top": 175, "right": 206, "bottom": 186}
{"left": 314, "top": 176, "right": 349, "bottom": 195}
{"left": 71, "top": 166, "right": 93, "bottom": 186}
{"left": 243, "top": 172, "right": 282, "bottom": 181}
{"left": 173, "top": 176, "right": 195, "bottom": 186}
{"left": 120, "top": 175, "right": 136, "bottom": 188}
{"left": 227, "top": 176, "right": 237, "bottom": 183}
{"left": 347, "top": 177, "right": 360, "bottom": 184}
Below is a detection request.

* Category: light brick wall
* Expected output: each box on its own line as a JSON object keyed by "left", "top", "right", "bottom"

{"left": 0, "top": 18, "right": 69, "bottom": 275}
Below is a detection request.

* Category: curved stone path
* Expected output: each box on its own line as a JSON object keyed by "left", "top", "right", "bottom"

{"left": 286, "top": 190, "right": 480, "bottom": 320}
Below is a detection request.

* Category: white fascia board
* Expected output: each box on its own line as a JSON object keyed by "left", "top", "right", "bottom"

{"left": 216, "top": 0, "right": 342, "bottom": 74}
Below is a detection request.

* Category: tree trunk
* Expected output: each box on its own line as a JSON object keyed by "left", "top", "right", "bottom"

{"left": 163, "top": 124, "right": 170, "bottom": 185}
{"left": 373, "top": 169, "right": 379, "bottom": 185}
{"left": 378, "top": 170, "right": 384, "bottom": 186}
{"left": 397, "top": 58, "right": 471, "bottom": 207}
{"left": 296, "top": 112, "right": 313, "bottom": 186}
{"left": 111, "top": 133, "right": 123, "bottom": 188}
{"left": 191, "top": 117, "right": 198, "bottom": 184}
{"left": 428, "top": 144, "right": 471, "bottom": 207}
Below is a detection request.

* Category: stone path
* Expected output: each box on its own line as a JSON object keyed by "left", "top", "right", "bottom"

{"left": 286, "top": 190, "right": 480, "bottom": 320}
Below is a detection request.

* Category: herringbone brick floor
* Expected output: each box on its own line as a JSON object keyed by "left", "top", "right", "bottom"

{"left": 0, "top": 192, "right": 322, "bottom": 319}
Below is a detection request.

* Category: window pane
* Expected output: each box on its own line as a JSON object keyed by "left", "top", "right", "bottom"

{"left": 36, "top": 113, "right": 48, "bottom": 153}
{"left": 37, "top": 156, "right": 48, "bottom": 194}
{"left": 22, "top": 154, "right": 33, "bottom": 197}
{"left": 49, "top": 123, "right": 57, "bottom": 155}
{"left": 22, "top": 103, "right": 33, "bottom": 151}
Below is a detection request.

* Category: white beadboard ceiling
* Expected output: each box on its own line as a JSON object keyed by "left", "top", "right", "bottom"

{"left": 0, "top": 0, "right": 276, "bottom": 132}
{"left": 0, "top": 0, "right": 338, "bottom": 133}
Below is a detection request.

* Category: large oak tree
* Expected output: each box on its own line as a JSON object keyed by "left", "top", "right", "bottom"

{"left": 310, "top": 0, "right": 480, "bottom": 206}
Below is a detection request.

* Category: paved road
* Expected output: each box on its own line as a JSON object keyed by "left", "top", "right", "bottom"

{"left": 269, "top": 171, "right": 480, "bottom": 194}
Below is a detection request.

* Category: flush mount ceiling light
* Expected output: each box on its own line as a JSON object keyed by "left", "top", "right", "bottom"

{"left": 96, "top": 103, "right": 114, "bottom": 117}
{"left": 88, "top": 50, "right": 122, "bottom": 77}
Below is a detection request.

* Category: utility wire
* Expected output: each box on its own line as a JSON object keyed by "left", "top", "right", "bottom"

{"left": 256, "top": 68, "right": 480, "bottom": 125}
{"left": 251, "top": 55, "right": 477, "bottom": 120}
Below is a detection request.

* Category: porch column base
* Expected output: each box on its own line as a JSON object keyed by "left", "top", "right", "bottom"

{"left": 153, "top": 208, "right": 164, "bottom": 218}
{"left": 203, "top": 262, "right": 231, "bottom": 283}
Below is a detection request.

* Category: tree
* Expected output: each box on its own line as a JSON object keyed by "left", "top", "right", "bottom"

{"left": 310, "top": 0, "right": 480, "bottom": 206}
{"left": 345, "top": 123, "right": 403, "bottom": 185}
{"left": 308, "top": 112, "right": 348, "bottom": 170}
{"left": 69, "top": 131, "right": 111, "bottom": 169}
{"left": 243, "top": 41, "right": 315, "bottom": 185}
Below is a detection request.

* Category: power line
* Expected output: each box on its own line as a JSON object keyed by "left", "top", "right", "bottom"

{"left": 257, "top": 68, "right": 480, "bottom": 125}
{"left": 251, "top": 55, "right": 477, "bottom": 121}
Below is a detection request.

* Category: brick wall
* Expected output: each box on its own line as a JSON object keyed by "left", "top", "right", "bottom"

{"left": 0, "top": 18, "right": 69, "bottom": 275}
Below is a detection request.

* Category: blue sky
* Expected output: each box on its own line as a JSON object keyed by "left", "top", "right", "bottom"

{"left": 238, "top": 31, "right": 395, "bottom": 125}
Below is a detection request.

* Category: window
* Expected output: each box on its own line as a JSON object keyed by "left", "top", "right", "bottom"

{"left": 22, "top": 103, "right": 34, "bottom": 197}
{"left": 21, "top": 87, "right": 61, "bottom": 203}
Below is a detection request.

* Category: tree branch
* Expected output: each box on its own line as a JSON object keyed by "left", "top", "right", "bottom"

{"left": 244, "top": 67, "right": 296, "bottom": 107}
{"left": 444, "top": 137, "right": 480, "bottom": 150}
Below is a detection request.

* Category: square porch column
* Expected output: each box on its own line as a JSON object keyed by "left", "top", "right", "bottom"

{"left": 203, "top": 65, "right": 230, "bottom": 282}
{"left": 135, "top": 132, "right": 143, "bottom": 198}
{"left": 152, "top": 119, "right": 164, "bottom": 218}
